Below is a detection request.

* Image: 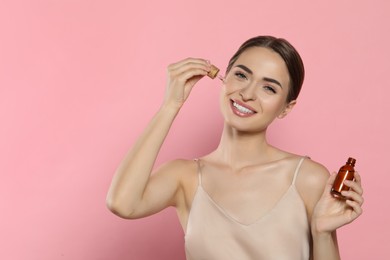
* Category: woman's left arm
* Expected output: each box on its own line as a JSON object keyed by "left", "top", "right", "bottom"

{"left": 311, "top": 171, "right": 364, "bottom": 260}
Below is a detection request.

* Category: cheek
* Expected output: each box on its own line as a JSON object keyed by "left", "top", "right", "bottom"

{"left": 262, "top": 98, "right": 287, "bottom": 114}
{"left": 219, "top": 87, "right": 233, "bottom": 107}
{"left": 224, "top": 82, "right": 239, "bottom": 95}
{"left": 219, "top": 88, "right": 228, "bottom": 109}
{"left": 223, "top": 75, "right": 246, "bottom": 94}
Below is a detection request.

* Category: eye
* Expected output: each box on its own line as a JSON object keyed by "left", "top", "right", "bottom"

{"left": 234, "top": 71, "right": 248, "bottom": 80}
{"left": 264, "top": 85, "right": 277, "bottom": 94}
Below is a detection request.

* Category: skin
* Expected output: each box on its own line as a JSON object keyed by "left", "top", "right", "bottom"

{"left": 106, "top": 47, "right": 364, "bottom": 260}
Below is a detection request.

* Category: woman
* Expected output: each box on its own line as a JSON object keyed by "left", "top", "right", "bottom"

{"left": 106, "top": 36, "right": 364, "bottom": 259}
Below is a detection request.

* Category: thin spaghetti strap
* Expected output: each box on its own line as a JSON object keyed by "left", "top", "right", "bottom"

{"left": 292, "top": 156, "right": 306, "bottom": 185}
{"left": 194, "top": 159, "right": 202, "bottom": 186}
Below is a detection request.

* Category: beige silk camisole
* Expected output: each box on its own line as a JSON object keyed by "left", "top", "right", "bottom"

{"left": 185, "top": 157, "right": 310, "bottom": 260}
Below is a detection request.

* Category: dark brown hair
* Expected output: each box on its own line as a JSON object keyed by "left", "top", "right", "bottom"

{"left": 226, "top": 36, "right": 305, "bottom": 103}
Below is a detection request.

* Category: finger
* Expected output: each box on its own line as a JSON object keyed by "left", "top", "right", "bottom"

{"left": 169, "top": 62, "right": 209, "bottom": 74}
{"left": 175, "top": 68, "right": 209, "bottom": 84}
{"left": 328, "top": 172, "right": 337, "bottom": 185}
{"left": 168, "top": 58, "right": 210, "bottom": 71}
{"left": 169, "top": 63, "right": 210, "bottom": 80}
{"left": 354, "top": 171, "right": 362, "bottom": 185}
{"left": 345, "top": 199, "right": 363, "bottom": 218}
{"left": 169, "top": 57, "right": 208, "bottom": 68}
{"left": 325, "top": 172, "right": 337, "bottom": 192}
{"left": 344, "top": 179, "right": 363, "bottom": 195}
{"left": 341, "top": 190, "right": 364, "bottom": 205}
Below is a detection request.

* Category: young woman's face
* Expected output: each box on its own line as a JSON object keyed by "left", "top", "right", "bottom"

{"left": 220, "top": 47, "right": 295, "bottom": 133}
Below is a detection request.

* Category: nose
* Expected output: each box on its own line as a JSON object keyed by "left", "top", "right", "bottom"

{"left": 239, "top": 83, "right": 257, "bottom": 101}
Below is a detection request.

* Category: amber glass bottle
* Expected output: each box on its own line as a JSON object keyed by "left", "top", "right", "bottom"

{"left": 331, "top": 157, "right": 356, "bottom": 199}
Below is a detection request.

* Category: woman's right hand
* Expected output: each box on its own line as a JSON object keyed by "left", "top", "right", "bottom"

{"left": 106, "top": 58, "right": 211, "bottom": 219}
{"left": 163, "top": 58, "right": 211, "bottom": 110}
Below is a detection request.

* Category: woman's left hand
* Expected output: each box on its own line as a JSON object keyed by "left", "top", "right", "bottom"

{"left": 311, "top": 172, "right": 364, "bottom": 234}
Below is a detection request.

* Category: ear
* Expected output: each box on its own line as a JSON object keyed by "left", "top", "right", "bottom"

{"left": 277, "top": 100, "right": 297, "bottom": 119}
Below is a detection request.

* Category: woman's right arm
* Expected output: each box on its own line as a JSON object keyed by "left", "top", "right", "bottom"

{"left": 106, "top": 58, "right": 211, "bottom": 219}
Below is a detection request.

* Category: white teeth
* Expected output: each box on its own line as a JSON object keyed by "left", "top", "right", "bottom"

{"left": 233, "top": 102, "right": 255, "bottom": 114}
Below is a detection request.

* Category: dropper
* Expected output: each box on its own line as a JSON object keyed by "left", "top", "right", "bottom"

{"left": 207, "top": 64, "right": 225, "bottom": 82}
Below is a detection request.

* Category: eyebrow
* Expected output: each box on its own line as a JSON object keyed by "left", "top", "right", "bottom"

{"left": 235, "top": 64, "right": 283, "bottom": 89}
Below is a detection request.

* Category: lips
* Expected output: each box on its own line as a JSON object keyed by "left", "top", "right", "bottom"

{"left": 230, "top": 99, "right": 257, "bottom": 117}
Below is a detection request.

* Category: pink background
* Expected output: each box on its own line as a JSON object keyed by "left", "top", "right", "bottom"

{"left": 1, "top": 0, "right": 388, "bottom": 259}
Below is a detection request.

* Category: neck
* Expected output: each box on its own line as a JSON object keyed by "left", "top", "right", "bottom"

{"left": 213, "top": 124, "right": 273, "bottom": 169}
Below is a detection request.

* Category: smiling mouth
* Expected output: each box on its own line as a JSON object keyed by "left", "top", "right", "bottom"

{"left": 231, "top": 100, "right": 256, "bottom": 114}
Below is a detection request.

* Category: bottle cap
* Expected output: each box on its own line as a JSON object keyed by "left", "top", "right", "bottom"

{"left": 347, "top": 157, "right": 356, "bottom": 166}
{"left": 207, "top": 64, "right": 220, "bottom": 79}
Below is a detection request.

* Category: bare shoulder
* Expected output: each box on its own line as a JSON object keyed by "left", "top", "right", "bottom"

{"left": 297, "top": 158, "right": 330, "bottom": 189}
{"left": 295, "top": 157, "right": 330, "bottom": 214}
{"left": 155, "top": 158, "right": 198, "bottom": 177}
{"left": 153, "top": 158, "right": 199, "bottom": 189}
